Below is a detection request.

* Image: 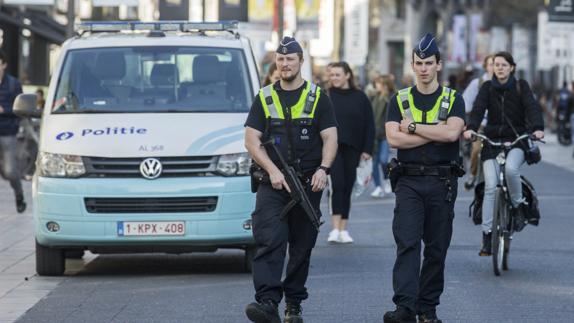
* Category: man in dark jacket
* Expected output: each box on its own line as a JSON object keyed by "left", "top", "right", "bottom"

{"left": 0, "top": 50, "right": 26, "bottom": 213}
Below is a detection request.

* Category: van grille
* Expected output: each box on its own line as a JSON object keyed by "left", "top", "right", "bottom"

{"left": 84, "top": 197, "right": 218, "bottom": 213}
{"left": 83, "top": 156, "right": 217, "bottom": 178}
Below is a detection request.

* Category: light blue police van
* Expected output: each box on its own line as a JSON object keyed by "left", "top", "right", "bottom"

{"left": 14, "top": 21, "right": 258, "bottom": 276}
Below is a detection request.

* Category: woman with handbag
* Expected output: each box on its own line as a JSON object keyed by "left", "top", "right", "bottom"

{"left": 463, "top": 51, "right": 545, "bottom": 256}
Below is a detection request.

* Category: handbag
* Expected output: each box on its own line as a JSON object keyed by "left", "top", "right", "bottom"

{"left": 524, "top": 138, "right": 541, "bottom": 165}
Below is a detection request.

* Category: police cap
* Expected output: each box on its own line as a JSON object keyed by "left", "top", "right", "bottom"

{"left": 413, "top": 33, "right": 439, "bottom": 59}
{"left": 276, "top": 36, "right": 303, "bottom": 55}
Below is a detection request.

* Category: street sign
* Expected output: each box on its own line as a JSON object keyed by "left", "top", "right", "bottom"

{"left": 537, "top": 10, "right": 574, "bottom": 70}
{"left": 548, "top": 0, "right": 574, "bottom": 23}
{"left": 344, "top": 0, "right": 368, "bottom": 66}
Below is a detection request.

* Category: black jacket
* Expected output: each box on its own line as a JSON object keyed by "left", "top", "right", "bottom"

{"left": 0, "top": 74, "right": 23, "bottom": 136}
{"left": 468, "top": 76, "right": 544, "bottom": 160}
{"left": 328, "top": 87, "right": 375, "bottom": 155}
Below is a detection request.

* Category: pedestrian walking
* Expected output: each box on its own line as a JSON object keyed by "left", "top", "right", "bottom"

{"left": 326, "top": 61, "right": 375, "bottom": 244}
{"left": 553, "top": 81, "right": 573, "bottom": 146}
{"left": 244, "top": 36, "right": 338, "bottom": 323}
{"left": 462, "top": 54, "right": 494, "bottom": 189}
{"left": 463, "top": 51, "right": 545, "bottom": 256}
{"left": 370, "top": 74, "right": 395, "bottom": 198}
{"left": 383, "top": 33, "right": 466, "bottom": 323}
{"left": 0, "top": 50, "right": 26, "bottom": 213}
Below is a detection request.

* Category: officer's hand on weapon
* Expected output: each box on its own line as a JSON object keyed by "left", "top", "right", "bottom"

{"left": 400, "top": 117, "right": 413, "bottom": 134}
{"left": 361, "top": 153, "right": 372, "bottom": 160}
{"left": 311, "top": 168, "right": 328, "bottom": 192}
{"left": 270, "top": 169, "right": 291, "bottom": 193}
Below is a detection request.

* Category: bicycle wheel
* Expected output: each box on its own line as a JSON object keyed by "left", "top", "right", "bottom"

{"left": 492, "top": 188, "right": 506, "bottom": 276}
{"left": 502, "top": 233, "right": 511, "bottom": 271}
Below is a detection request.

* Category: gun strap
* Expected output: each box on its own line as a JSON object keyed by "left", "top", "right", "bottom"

{"left": 279, "top": 198, "right": 299, "bottom": 221}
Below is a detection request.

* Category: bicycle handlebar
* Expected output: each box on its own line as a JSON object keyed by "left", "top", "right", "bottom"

{"left": 466, "top": 131, "right": 545, "bottom": 147}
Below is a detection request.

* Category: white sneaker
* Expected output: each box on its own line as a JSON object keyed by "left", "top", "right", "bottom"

{"left": 338, "top": 230, "right": 354, "bottom": 243}
{"left": 327, "top": 229, "right": 340, "bottom": 243}
{"left": 383, "top": 179, "right": 392, "bottom": 194}
{"left": 370, "top": 186, "right": 384, "bottom": 198}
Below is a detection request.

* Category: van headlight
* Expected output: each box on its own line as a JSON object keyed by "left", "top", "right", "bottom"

{"left": 216, "top": 153, "right": 251, "bottom": 176}
{"left": 38, "top": 152, "right": 86, "bottom": 178}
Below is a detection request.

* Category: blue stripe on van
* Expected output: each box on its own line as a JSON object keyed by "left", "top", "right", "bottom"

{"left": 186, "top": 125, "right": 244, "bottom": 154}
{"left": 197, "top": 131, "right": 244, "bottom": 154}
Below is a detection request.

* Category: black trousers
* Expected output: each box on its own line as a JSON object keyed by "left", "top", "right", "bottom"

{"left": 330, "top": 143, "right": 362, "bottom": 219}
{"left": 391, "top": 175, "right": 457, "bottom": 314}
{"left": 251, "top": 182, "right": 322, "bottom": 304}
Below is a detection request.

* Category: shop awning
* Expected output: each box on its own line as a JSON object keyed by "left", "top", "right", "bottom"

{"left": 0, "top": 9, "right": 66, "bottom": 44}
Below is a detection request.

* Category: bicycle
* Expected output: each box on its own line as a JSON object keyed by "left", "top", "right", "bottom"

{"left": 468, "top": 131, "right": 543, "bottom": 276}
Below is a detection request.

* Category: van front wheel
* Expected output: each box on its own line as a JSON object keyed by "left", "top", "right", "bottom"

{"left": 36, "top": 240, "right": 65, "bottom": 276}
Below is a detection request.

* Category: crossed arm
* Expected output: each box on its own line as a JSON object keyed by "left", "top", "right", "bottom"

{"left": 385, "top": 116, "right": 465, "bottom": 149}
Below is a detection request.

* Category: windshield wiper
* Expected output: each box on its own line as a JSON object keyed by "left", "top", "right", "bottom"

{"left": 54, "top": 109, "right": 126, "bottom": 114}
{"left": 77, "top": 109, "right": 127, "bottom": 114}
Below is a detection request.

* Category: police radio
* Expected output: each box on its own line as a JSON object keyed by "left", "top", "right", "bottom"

{"left": 438, "top": 88, "right": 452, "bottom": 121}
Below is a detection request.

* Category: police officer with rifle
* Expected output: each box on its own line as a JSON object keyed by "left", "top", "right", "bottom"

{"left": 244, "top": 37, "right": 337, "bottom": 323}
{"left": 383, "top": 34, "right": 466, "bottom": 323}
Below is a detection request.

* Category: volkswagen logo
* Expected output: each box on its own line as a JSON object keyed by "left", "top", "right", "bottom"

{"left": 140, "top": 158, "right": 162, "bottom": 179}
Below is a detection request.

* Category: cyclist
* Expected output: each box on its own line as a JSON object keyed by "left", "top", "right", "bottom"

{"left": 463, "top": 51, "right": 544, "bottom": 256}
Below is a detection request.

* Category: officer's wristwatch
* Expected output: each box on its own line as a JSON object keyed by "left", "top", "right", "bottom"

{"left": 408, "top": 122, "right": 417, "bottom": 134}
{"left": 317, "top": 165, "right": 330, "bottom": 175}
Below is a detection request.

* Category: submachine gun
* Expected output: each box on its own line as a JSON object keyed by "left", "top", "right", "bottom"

{"left": 261, "top": 140, "right": 323, "bottom": 231}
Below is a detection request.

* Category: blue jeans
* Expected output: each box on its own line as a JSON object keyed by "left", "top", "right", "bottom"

{"left": 0, "top": 136, "right": 23, "bottom": 197}
{"left": 481, "top": 148, "right": 525, "bottom": 233}
{"left": 372, "top": 139, "right": 390, "bottom": 186}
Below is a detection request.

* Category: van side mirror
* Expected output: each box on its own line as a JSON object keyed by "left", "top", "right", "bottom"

{"left": 13, "top": 94, "right": 42, "bottom": 118}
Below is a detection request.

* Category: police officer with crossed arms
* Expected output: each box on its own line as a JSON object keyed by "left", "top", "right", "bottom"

{"left": 244, "top": 37, "right": 338, "bottom": 323}
{"left": 383, "top": 34, "right": 466, "bottom": 323}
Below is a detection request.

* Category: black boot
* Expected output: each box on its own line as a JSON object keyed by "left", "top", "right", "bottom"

{"left": 512, "top": 203, "right": 528, "bottom": 232}
{"left": 383, "top": 306, "right": 416, "bottom": 323}
{"left": 284, "top": 302, "right": 303, "bottom": 323}
{"left": 478, "top": 232, "right": 492, "bottom": 256}
{"left": 245, "top": 300, "right": 281, "bottom": 323}
{"left": 16, "top": 194, "right": 26, "bottom": 213}
{"left": 418, "top": 309, "right": 442, "bottom": 323}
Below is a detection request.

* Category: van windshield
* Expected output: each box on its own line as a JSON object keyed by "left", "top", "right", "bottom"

{"left": 52, "top": 47, "right": 254, "bottom": 114}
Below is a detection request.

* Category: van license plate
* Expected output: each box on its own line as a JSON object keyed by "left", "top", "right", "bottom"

{"left": 117, "top": 221, "right": 185, "bottom": 236}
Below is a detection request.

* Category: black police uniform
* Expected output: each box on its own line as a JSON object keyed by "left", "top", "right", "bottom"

{"left": 386, "top": 85, "right": 465, "bottom": 316}
{"left": 244, "top": 80, "right": 336, "bottom": 306}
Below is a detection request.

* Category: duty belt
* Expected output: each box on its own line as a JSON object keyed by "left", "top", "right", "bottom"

{"left": 401, "top": 165, "right": 457, "bottom": 177}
